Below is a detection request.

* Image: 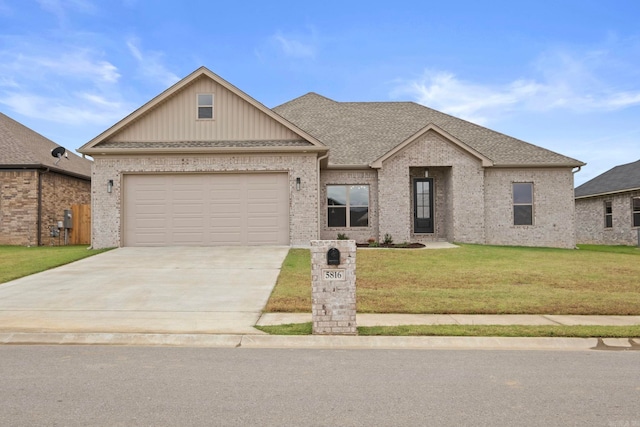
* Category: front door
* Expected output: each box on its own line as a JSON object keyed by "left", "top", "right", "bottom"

{"left": 413, "top": 178, "right": 434, "bottom": 233}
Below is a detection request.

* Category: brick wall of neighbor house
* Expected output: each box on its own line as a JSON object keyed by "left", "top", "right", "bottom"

{"left": 575, "top": 190, "right": 640, "bottom": 245}
{"left": 0, "top": 170, "right": 38, "bottom": 246}
{"left": 378, "top": 130, "right": 485, "bottom": 244}
{"left": 484, "top": 168, "right": 576, "bottom": 248}
{"left": 91, "top": 153, "right": 319, "bottom": 248}
{"left": 39, "top": 172, "right": 91, "bottom": 246}
{"left": 320, "top": 169, "right": 378, "bottom": 242}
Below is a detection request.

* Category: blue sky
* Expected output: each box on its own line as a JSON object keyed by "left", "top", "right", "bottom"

{"left": 1, "top": 0, "right": 639, "bottom": 185}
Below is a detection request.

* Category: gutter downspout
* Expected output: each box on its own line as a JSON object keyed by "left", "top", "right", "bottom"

{"left": 37, "top": 167, "right": 50, "bottom": 246}
{"left": 317, "top": 152, "right": 329, "bottom": 240}
{"left": 572, "top": 166, "right": 582, "bottom": 174}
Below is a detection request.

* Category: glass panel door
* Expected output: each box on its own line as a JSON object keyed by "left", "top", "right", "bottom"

{"left": 414, "top": 178, "right": 434, "bottom": 233}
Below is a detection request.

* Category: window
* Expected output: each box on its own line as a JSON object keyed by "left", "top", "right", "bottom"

{"left": 633, "top": 197, "right": 640, "bottom": 227}
{"left": 604, "top": 201, "right": 613, "bottom": 228}
{"left": 327, "top": 185, "right": 369, "bottom": 227}
{"left": 513, "top": 183, "right": 533, "bottom": 226}
{"left": 197, "top": 94, "right": 214, "bottom": 119}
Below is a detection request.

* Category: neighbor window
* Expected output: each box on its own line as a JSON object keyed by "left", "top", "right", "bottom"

{"left": 197, "top": 93, "right": 214, "bottom": 119}
{"left": 327, "top": 185, "right": 369, "bottom": 227}
{"left": 513, "top": 183, "right": 533, "bottom": 226}
{"left": 633, "top": 197, "right": 640, "bottom": 227}
{"left": 604, "top": 201, "right": 613, "bottom": 228}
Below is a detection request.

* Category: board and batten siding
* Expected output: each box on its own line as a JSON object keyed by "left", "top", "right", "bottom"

{"left": 107, "top": 75, "right": 302, "bottom": 143}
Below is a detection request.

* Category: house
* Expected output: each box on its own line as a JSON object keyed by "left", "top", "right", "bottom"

{"left": 79, "top": 66, "right": 584, "bottom": 249}
{"left": 0, "top": 112, "right": 92, "bottom": 246}
{"left": 575, "top": 159, "right": 640, "bottom": 245}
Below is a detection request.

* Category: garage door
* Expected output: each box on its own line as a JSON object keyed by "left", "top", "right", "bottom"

{"left": 123, "top": 173, "right": 289, "bottom": 246}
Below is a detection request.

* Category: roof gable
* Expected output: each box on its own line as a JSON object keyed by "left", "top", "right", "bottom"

{"left": 0, "top": 112, "right": 91, "bottom": 178}
{"left": 80, "top": 67, "right": 326, "bottom": 154}
{"left": 274, "top": 93, "right": 584, "bottom": 168}
{"left": 370, "top": 123, "right": 494, "bottom": 168}
{"left": 575, "top": 159, "right": 640, "bottom": 198}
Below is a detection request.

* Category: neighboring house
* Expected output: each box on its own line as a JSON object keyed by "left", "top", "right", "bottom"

{"left": 575, "top": 159, "right": 640, "bottom": 245}
{"left": 79, "top": 66, "right": 584, "bottom": 249}
{"left": 0, "top": 112, "right": 92, "bottom": 246}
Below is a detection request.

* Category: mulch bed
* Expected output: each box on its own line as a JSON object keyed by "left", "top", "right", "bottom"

{"left": 355, "top": 242, "right": 426, "bottom": 249}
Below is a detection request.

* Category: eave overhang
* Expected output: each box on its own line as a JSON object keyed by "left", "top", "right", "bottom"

{"left": 575, "top": 186, "right": 640, "bottom": 200}
{"left": 0, "top": 164, "right": 91, "bottom": 180}
{"left": 82, "top": 145, "right": 329, "bottom": 156}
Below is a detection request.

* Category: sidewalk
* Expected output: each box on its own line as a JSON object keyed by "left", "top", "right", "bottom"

{"left": 2, "top": 313, "right": 636, "bottom": 351}
{"left": 257, "top": 313, "right": 640, "bottom": 327}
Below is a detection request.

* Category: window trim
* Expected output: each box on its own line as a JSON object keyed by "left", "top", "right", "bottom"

{"left": 197, "top": 93, "right": 214, "bottom": 120}
{"left": 327, "top": 184, "right": 370, "bottom": 228}
{"left": 513, "top": 182, "right": 534, "bottom": 226}
{"left": 633, "top": 197, "right": 640, "bottom": 228}
{"left": 604, "top": 200, "right": 613, "bottom": 229}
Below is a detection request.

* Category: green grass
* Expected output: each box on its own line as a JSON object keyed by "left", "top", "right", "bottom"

{"left": 255, "top": 322, "right": 640, "bottom": 338}
{"left": 265, "top": 244, "right": 640, "bottom": 315}
{"left": 0, "top": 245, "right": 112, "bottom": 284}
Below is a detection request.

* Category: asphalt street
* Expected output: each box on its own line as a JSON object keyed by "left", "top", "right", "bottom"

{"left": 1, "top": 346, "right": 638, "bottom": 426}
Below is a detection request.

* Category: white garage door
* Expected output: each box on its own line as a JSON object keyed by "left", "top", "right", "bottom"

{"left": 123, "top": 173, "right": 289, "bottom": 246}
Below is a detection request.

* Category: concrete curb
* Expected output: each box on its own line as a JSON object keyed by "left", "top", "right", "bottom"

{"left": 2, "top": 332, "right": 633, "bottom": 351}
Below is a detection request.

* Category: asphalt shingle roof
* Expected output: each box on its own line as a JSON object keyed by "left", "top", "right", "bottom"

{"left": 0, "top": 112, "right": 91, "bottom": 178}
{"left": 574, "top": 159, "right": 640, "bottom": 198}
{"left": 273, "top": 93, "right": 584, "bottom": 167}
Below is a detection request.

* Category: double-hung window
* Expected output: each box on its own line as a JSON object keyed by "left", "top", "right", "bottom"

{"left": 197, "top": 94, "right": 214, "bottom": 119}
{"left": 327, "top": 185, "right": 369, "bottom": 227}
{"left": 633, "top": 197, "right": 640, "bottom": 227}
{"left": 604, "top": 201, "right": 613, "bottom": 228}
{"left": 513, "top": 183, "right": 533, "bottom": 226}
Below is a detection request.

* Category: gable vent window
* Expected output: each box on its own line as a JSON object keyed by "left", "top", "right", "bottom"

{"left": 197, "top": 94, "right": 214, "bottom": 119}
{"left": 604, "top": 201, "right": 613, "bottom": 228}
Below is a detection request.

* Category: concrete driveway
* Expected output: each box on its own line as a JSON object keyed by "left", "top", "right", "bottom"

{"left": 0, "top": 246, "right": 290, "bottom": 335}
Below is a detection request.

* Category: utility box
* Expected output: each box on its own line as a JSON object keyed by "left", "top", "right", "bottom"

{"left": 311, "top": 240, "right": 357, "bottom": 335}
{"left": 63, "top": 210, "right": 73, "bottom": 229}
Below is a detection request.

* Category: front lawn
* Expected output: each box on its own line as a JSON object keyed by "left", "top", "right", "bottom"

{"left": 0, "top": 245, "right": 112, "bottom": 284}
{"left": 265, "top": 244, "right": 640, "bottom": 315}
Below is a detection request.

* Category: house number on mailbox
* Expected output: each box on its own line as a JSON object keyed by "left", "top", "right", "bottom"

{"left": 322, "top": 269, "right": 346, "bottom": 281}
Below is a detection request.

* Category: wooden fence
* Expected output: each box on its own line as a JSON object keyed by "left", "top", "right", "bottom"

{"left": 70, "top": 204, "right": 91, "bottom": 245}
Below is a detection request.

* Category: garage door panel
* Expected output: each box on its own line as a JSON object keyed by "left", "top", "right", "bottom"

{"left": 124, "top": 173, "right": 288, "bottom": 246}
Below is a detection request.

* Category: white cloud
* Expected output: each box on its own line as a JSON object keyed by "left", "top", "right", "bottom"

{"left": 36, "top": 0, "right": 97, "bottom": 22}
{"left": 126, "top": 38, "right": 180, "bottom": 87}
{"left": 393, "top": 48, "right": 640, "bottom": 125}
{"left": 272, "top": 31, "right": 316, "bottom": 59}
{"left": 0, "top": 92, "right": 129, "bottom": 125}
{"left": 0, "top": 40, "right": 128, "bottom": 126}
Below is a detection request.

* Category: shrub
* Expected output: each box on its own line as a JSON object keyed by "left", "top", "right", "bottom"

{"left": 383, "top": 233, "right": 393, "bottom": 245}
{"left": 337, "top": 233, "right": 349, "bottom": 240}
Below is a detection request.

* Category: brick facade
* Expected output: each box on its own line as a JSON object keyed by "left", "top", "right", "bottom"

{"left": 0, "top": 170, "right": 90, "bottom": 246}
{"left": 39, "top": 172, "right": 91, "bottom": 246}
{"left": 319, "top": 169, "right": 378, "bottom": 242}
{"left": 378, "top": 130, "right": 485, "bottom": 244}
{"left": 91, "top": 153, "right": 319, "bottom": 249}
{"left": 319, "top": 130, "right": 578, "bottom": 249}
{"left": 484, "top": 168, "right": 577, "bottom": 248}
{"left": 575, "top": 191, "right": 640, "bottom": 245}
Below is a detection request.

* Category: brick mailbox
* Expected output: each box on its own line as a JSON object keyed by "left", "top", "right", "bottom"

{"left": 310, "top": 240, "right": 357, "bottom": 335}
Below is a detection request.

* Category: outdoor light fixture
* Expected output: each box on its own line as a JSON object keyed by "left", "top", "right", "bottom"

{"left": 296, "top": 177, "right": 301, "bottom": 191}
{"left": 107, "top": 179, "right": 113, "bottom": 193}
{"left": 424, "top": 169, "right": 429, "bottom": 178}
